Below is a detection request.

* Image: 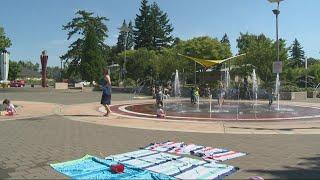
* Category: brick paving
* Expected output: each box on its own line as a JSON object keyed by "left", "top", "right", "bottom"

{"left": 1, "top": 89, "right": 320, "bottom": 179}
{"left": 0, "top": 115, "right": 319, "bottom": 179}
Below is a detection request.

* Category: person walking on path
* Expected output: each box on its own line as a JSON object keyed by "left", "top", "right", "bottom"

{"left": 100, "top": 69, "right": 112, "bottom": 117}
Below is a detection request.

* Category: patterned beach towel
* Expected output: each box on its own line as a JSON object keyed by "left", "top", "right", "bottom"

{"left": 144, "top": 141, "right": 185, "bottom": 152}
{"left": 191, "top": 147, "right": 247, "bottom": 162}
{"left": 106, "top": 150, "right": 238, "bottom": 179}
{"left": 144, "top": 141, "right": 247, "bottom": 162}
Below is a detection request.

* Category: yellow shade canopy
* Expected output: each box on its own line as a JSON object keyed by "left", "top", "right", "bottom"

{"left": 178, "top": 53, "right": 245, "bottom": 69}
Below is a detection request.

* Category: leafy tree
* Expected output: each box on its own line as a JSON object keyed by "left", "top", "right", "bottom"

{"left": 306, "top": 57, "right": 320, "bottom": 66}
{"left": 116, "top": 20, "right": 134, "bottom": 53}
{"left": 289, "top": 38, "right": 305, "bottom": 68}
{"left": 8, "top": 61, "right": 21, "bottom": 80}
{"left": 175, "top": 36, "right": 232, "bottom": 83}
{"left": 308, "top": 63, "right": 320, "bottom": 85}
{"left": 0, "top": 26, "right": 11, "bottom": 51}
{"left": 134, "top": 0, "right": 173, "bottom": 50}
{"left": 236, "top": 33, "right": 288, "bottom": 84}
{"left": 119, "top": 48, "right": 157, "bottom": 84}
{"left": 18, "top": 61, "right": 39, "bottom": 72}
{"left": 47, "top": 66, "right": 61, "bottom": 80}
{"left": 177, "top": 36, "right": 232, "bottom": 60}
{"left": 61, "top": 10, "right": 109, "bottom": 81}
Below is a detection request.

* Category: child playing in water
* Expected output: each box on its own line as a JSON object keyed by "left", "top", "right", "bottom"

{"left": 156, "top": 104, "right": 165, "bottom": 118}
{"left": 194, "top": 86, "right": 200, "bottom": 104}
{"left": 2, "top": 99, "right": 17, "bottom": 115}
{"left": 190, "top": 87, "right": 195, "bottom": 104}
{"left": 267, "top": 88, "right": 274, "bottom": 106}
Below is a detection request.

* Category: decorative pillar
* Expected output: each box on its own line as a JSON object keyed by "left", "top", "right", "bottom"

{"left": 0, "top": 50, "right": 9, "bottom": 82}
{"left": 40, "top": 50, "right": 48, "bottom": 87}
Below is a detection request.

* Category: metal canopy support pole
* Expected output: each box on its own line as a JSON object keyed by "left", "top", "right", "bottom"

{"left": 194, "top": 61, "right": 196, "bottom": 85}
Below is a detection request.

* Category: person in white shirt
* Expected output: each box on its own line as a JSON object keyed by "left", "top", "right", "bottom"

{"left": 3, "top": 99, "right": 17, "bottom": 114}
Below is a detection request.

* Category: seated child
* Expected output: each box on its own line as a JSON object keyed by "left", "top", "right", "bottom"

{"left": 2, "top": 99, "right": 17, "bottom": 115}
{"left": 156, "top": 104, "right": 165, "bottom": 118}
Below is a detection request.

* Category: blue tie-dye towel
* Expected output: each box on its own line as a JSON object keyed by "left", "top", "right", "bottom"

{"left": 50, "top": 155, "right": 173, "bottom": 180}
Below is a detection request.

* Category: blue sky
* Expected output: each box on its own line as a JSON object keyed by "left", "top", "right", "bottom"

{"left": 0, "top": 0, "right": 319, "bottom": 66}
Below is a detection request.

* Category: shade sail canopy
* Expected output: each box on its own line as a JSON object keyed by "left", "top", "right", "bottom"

{"left": 178, "top": 53, "right": 246, "bottom": 68}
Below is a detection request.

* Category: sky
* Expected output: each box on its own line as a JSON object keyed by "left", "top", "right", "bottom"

{"left": 0, "top": 0, "right": 319, "bottom": 66}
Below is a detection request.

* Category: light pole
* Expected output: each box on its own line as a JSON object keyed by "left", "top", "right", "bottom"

{"left": 119, "top": 22, "right": 130, "bottom": 82}
{"left": 269, "top": 0, "right": 283, "bottom": 109}
{"left": 269, "top": 0, "right": 283, "bottom": 63}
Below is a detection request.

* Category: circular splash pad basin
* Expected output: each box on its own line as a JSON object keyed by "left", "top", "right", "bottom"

{"left": 111, "top": 100, "right": 320, "bottom": 121}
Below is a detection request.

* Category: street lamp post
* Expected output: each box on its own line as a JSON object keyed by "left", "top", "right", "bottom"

{"left": 269, "top": 0, "right": 283, "bottom": 63}
{"left": 269, "top": 0, "right": 283, "bottom": 109}
{"left": 119, "top": 23, "right": 130, "bottom": 82}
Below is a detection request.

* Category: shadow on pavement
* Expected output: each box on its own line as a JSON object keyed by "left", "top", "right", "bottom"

{"left": 245, "top": 154, "right": 320, "bottom": 179}
{"left": 228, "top": 126, "right": 320, "bottom": 131}
{"left": 64, "top": 114, "right": 103, "bottom": 117}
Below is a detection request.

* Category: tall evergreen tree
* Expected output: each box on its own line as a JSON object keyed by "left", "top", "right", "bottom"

{"left": 221, "top": 33, "right": 231, "bottom": 68}
{"left": 289, "top": 38, "right": 305, "bottom": 68}
{"left": 134, "top": 0, "right": 173, "bottom": 50}
{"left": 149, "top": 2, "right": 174, "bottom": 49}
{"left": 127, "top": 21, "right": 134, "bottom": 50}
{"left": 116, "top": 20, "right": 134, "bottom": 53}
{"left": 134, "top": 0, "right": 152, "bottom": 49}
{"left": 221, "top": 33, "right": 230, "bottom": 47}
{"left": 61, "top": 10, "right": 109, "bottom": 81}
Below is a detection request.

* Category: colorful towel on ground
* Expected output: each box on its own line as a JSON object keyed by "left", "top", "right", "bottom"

{"left": 143, "top": 141, "right": 247, "bottom": 162}
{"left": 50, "top": 154, "right": 173, "bottom": 180}
{"left": 106, "top": 150, "right": 238, "bottom": 179}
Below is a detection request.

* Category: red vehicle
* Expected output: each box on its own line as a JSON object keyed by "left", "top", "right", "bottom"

{"left": 10, "top": 80, "right": 26, "bottom": 87}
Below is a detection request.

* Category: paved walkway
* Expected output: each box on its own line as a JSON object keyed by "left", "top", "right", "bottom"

{"left": 0, "top": 115, "right": 319, "bottom": 179}
{"left": 0, "top": 89, "right": 320, "bottom": 179}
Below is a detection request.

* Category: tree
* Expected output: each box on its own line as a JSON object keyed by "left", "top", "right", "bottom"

{"left": 149, "top": 2, "right": 174, "bottom": 50}
{"left": 119, "top": 48, "right": 157, "bottom": 84}
{"left": 116, "top": 20, "right": 134, "bottom": 53}
{"left": 289, "top": 38, "right": 305, "bottom": 68}
{"left": 177, "top": 36, "right": 232, "bottom": 60}
{"left": 236, "top": 33, "right": 288, "bottom": 84}
{"left": 176, "top": 36, "right": 232, "bottom": 83}
{"left": 61, "top": 10, "right": 109, "bottom": 81}
{"left": 134, "top": 0, "right": 152, "bottom": 49}
{"left": 134, "top": 0, "right": 174, "bottom": 50}
{"left": 221, "top": 33, "right": 230, "bottom": 47}
{"left": 8, "top": 61, "right": 21, "bottom": 80}
{"left": 127, "top": 21, "right": 134, "bottom": 50}
{"left": 306, "top": 57, "right": 320, "bottom": 66}
{"left": 0, "top": 26, "right": 11, "bottom": 51}
{"left": 47, "top": 66, "right": 61, "bottom": 80}
{"left": 80, "top": 25, "right": 105, "bottom": 82}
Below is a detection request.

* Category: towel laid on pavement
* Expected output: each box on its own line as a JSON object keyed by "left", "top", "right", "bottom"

{"left": 106, "top": 150, "right": 238, "bottom": 179}
{"left": 143, "top": 141, "right": 247, "bottom": 162}
{"left": 50, "top": 154, "right": 173, "bottom": 180}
